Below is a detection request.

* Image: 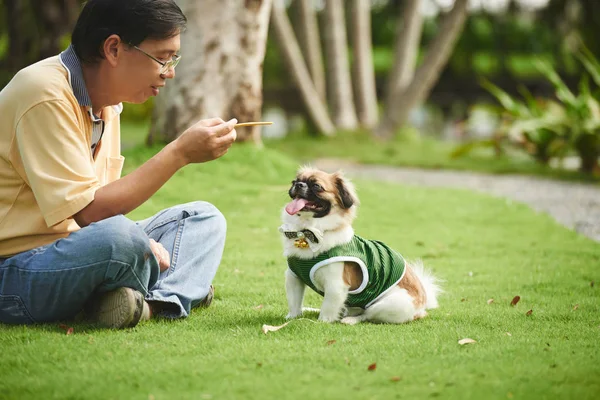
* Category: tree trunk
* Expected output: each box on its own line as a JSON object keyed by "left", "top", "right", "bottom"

{"left": 323, "top": 0, "right": 358, "bottom": 130}
{"left": 383, "top": 0, "right": 423, "bottom": 111}
{"left": 350, "top": 0, "right": 378, "bottom": 129}
{"left": 30, "top": 0, "right": 80, "bottom": 60}
{"left": 148, "top": 0, "right": 273, "bottom": 145}
{"left": 376, "top": 0, "right": 468, "bottom": 139}
{"left": 270, "top": 0, "right": 335, "bottom": 136}
{"left": 291, "top": 0, "right": 326, "bottom": 101}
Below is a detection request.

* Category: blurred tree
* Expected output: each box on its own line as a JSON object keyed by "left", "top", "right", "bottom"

{"left": 290, "top": 0, "right": 326, "bottom": 102}
{"left": 323, "top": 0, "right": 358, "bottom": 130}
{"left": 376, "top": 0, "right": 469, "bottom": 138}
{"left": 351, "top": 0, "right": 379, "bottom": 129}
{"left": 148, "top": 0, "right": 274, "bottom": 145}
{"left": 271, "top": 0, "right": 335, "bottom": 135}
{"left": 0, "top": 0, "right": 79, "bottom": 82}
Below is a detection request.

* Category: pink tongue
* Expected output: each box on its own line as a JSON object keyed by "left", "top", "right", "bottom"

{"left": 285, "top": 198, "right": 309, "bottom": 215}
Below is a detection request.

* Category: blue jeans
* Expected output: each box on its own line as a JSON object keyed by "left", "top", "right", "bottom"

{"left": 0, "top": 201, "right": 226, "bottom": 324}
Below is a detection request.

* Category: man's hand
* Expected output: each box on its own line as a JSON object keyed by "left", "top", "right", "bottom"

{"left": 174, "top": 118, "right": 238, "bottom": 165}
{"left": 149, "top": 239, "right": 170, "bottom": 272}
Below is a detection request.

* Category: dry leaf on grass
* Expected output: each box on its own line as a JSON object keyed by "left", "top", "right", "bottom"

{"left": 390, "top": 376, "right": 402, "bottom": 382}
{"left": 506, "top": 332, "right": 512, "bottom": 336}
{"left": 326, "top": 340, "right": 336, "bottom": 346}
{"left": 487, "top": 299, "right": 494, "bottom": 304}
{"left": 253, "top": 304, "right": 264, "bottom": 310}
{"left": 525, "top": 309, "right": 533, "bottom": 316}
{"left": 458, "top": 338, "right": 477, "bottom": 345}
{"left": 59, "top": 324, "right": 74, "bottom": 335}
{"left": 591, "top": 281, "right": 595, "bottom": 288}
{"left": 510, "top": 296, "right": 521, "bottom": 306}
{"left": 573, "top": 304, "right": 579, "bottom": 311}
{"left": 368, "top": 363, "right": 377, "bottom": 371}
{"left": 261, "top": 322, "right": 289, "bottom": 334}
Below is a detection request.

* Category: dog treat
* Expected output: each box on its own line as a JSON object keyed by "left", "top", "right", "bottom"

{"left": 234, "top": 121, "right": 273, "bottom": 128}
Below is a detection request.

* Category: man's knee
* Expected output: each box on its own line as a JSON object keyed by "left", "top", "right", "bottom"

{"left": 88, "top": 215, "right": 151, "bottom": 264}
{"left": 186, "top": 201, "right": 227, "bottom": 234}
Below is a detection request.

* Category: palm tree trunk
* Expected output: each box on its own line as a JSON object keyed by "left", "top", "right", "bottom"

{"left": 351, "top": 0, "right": 379, "bottom": 129}
{"left": 292, "top": 0, "right": 326, "bottom": 102}
{"left": 323, "top": 0, "right": 358, "bottom": 130}
{"left": 270, "top": 0, "right": 335, "bottom": 136}
{"left": 376, "top": 0, "right": 468, "bottom": 139}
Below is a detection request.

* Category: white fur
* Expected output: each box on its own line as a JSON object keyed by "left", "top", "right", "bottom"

{"left": 280, "top": 170, "right": 440, "bottom": 324}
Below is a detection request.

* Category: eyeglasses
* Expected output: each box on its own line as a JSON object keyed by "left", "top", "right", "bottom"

{"left": 129, "top": 44, "right": 181, "bottom": 75}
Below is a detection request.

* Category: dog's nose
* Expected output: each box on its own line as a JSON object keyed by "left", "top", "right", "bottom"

{"left": 294, "top": 181, "right": 308, "bottom": 190}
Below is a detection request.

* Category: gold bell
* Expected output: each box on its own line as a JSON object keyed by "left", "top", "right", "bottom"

{"left": 294, "top": 238, "right": 309, "bottom": 248}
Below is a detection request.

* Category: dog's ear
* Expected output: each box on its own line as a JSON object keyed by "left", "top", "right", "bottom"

{"left": 334, "top": 173, "right": 357, "bottom": 209}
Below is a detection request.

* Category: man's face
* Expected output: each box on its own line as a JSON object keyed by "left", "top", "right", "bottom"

{"left": 116, "top": 35, "right": 181, "bottom": 104}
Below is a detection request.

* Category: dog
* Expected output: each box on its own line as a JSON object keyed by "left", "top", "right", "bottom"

{"left": 279, "top": 167, "right": 440, "bottom": 324}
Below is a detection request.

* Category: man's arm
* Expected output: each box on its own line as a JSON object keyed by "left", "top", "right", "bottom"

{"left": 73, "top": 118, "right": 237, "bottom": 227}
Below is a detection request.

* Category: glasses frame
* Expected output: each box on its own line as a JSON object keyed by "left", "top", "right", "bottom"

{"left": 129, "top": 43, "right": 181, "bottom": 75}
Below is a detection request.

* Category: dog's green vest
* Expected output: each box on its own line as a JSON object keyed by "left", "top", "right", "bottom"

{"left": 287, "top": 235, "right": 406, "bottom": 309}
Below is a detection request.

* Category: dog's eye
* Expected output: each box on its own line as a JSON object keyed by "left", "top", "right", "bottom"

{"left": 312, "top": 184, "right": 323, "bottom": 192}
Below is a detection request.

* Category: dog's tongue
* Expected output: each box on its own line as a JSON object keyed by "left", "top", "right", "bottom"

{"left": 285, "top": 198, "right": 308, "bottom": 215}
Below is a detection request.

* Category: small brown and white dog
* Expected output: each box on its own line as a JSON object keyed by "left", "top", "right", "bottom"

{"left": 279, "top": 167, "right": 440, "bottom": 324}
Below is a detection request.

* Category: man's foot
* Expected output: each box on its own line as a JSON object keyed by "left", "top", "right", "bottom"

{"left": 198, "top": 285, "right": 214, "bottom": 308}
{"left": 89, "top": 287, "right": 150, "bottom": 329}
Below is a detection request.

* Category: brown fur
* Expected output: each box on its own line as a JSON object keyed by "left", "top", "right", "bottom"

{"left": 296, "top": 167, "right": 358, "bottom": 211}
{"left": 397, "top": 265, "right": 427, "bottom": 308}
{"left": 342, "top": 261, "right": 363, "bottom": 291}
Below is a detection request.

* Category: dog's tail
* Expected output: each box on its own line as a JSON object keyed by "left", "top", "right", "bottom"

{"left": 411, "top": 259, "right": 442, "bottom": 309}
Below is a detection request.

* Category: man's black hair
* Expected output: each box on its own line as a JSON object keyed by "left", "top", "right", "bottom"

{"left": 72, "top": 0, "right": 186, "bottom": 63}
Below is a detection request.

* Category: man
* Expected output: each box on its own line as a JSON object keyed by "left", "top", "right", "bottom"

{"left": 0, "top": 0, "right": 237, "bottom": 328}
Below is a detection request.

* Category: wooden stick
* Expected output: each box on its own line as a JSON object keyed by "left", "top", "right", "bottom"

{"left": 234, "top": 121, "right": 273, "bottom": 128}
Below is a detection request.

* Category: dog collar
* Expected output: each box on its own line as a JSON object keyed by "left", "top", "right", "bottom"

{"left": 278, "top": 226, "right": 324, "bottom": 250}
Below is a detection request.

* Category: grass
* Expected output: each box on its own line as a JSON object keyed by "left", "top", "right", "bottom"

{"left": 1, "top": 140, "right": 599, "bottom": 399}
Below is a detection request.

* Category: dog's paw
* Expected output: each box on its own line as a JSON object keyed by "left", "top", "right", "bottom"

{"left": 285, "top": 312, "right": 302, "bottom": 320}
{"left": 301, "top": 307, "right": 320, "bottom": 314}
{"left": 340, "top": 316, "right": 362, "bottom": 325}
{"left": 318, "top": 314, "right": 339, "bottom": 323}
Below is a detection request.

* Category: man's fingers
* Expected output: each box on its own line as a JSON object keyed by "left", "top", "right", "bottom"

{"left": 197, "top": 117, "right": 226, "bottom": 128}
{"left": 212, "top": 118, "right": 238, "bottom": 137}
{"left": 216, "top": 129, "right": 237, "bottom": 146}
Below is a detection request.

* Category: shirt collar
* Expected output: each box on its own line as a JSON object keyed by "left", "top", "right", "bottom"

{"left": 59, "top": 44, "right": 123, "bottom": 116}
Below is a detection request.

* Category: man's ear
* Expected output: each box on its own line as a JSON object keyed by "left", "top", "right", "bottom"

{"left": 103, "top": 34, "right": 122, "bottom": 66}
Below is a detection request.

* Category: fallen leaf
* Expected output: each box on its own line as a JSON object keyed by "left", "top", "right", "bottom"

{"left": 261, "top": 322, "right": 289, "bottom": 334}
{"left": 461, "top": 298, "right": 467, "bottom": 302}
{"left": 510, "top": 296, "right": 521, "bottom": 306}
{"left": 507, "top": 392, "right": 513, "bottom": 399}
{"left": 573, "top": 304, "right": 579, "bottom": 311}
{"left": 487, "top": 298, "right": 494, "bottom": 304}
{"left": 59, "top": 324, "right": 74, "bottom": 335}
{"left": 390, "top": 376, "right": 402, "bottom": 382}
{"left": 326, "top": 340, "right": 336, "bottom": 346}
{"left": 416, "top": 241, "right": 425, "bottom": 246}
{"left": 525, "top": 309, "right": 533, "bottom": 316}
{"left": 253, "top": 304, "right": 264, "bottom": 310}
{"left": 368, "top": 363, "right": 377, "bottom": 371}
{"left": 256, "top": 362, "right": 263, "bottom": 367}
{"left": 458, "top": 338, "right": 477, "bottom": 345}
{"left": 506, "top": 332, "right": 512, "bottom": 336}
{"left": 591, "top": 281, "right": 595, "bottom": 287}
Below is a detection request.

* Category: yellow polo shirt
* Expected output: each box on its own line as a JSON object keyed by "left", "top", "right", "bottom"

{"left": 0, "top": 47, "right": 124, "bottom": 257}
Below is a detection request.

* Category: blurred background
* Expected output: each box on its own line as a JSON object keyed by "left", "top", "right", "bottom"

{"left": 1, "top": 0, "right": 599, "bottom": 178}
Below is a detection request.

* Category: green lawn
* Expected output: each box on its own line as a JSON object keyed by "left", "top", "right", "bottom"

{"left": 1, "top": 143, "right": 599, "bottom": 400}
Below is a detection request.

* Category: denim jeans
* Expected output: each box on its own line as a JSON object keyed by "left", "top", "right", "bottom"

{"left": 0, "top": 201, "right": 226, "bottom": 324}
